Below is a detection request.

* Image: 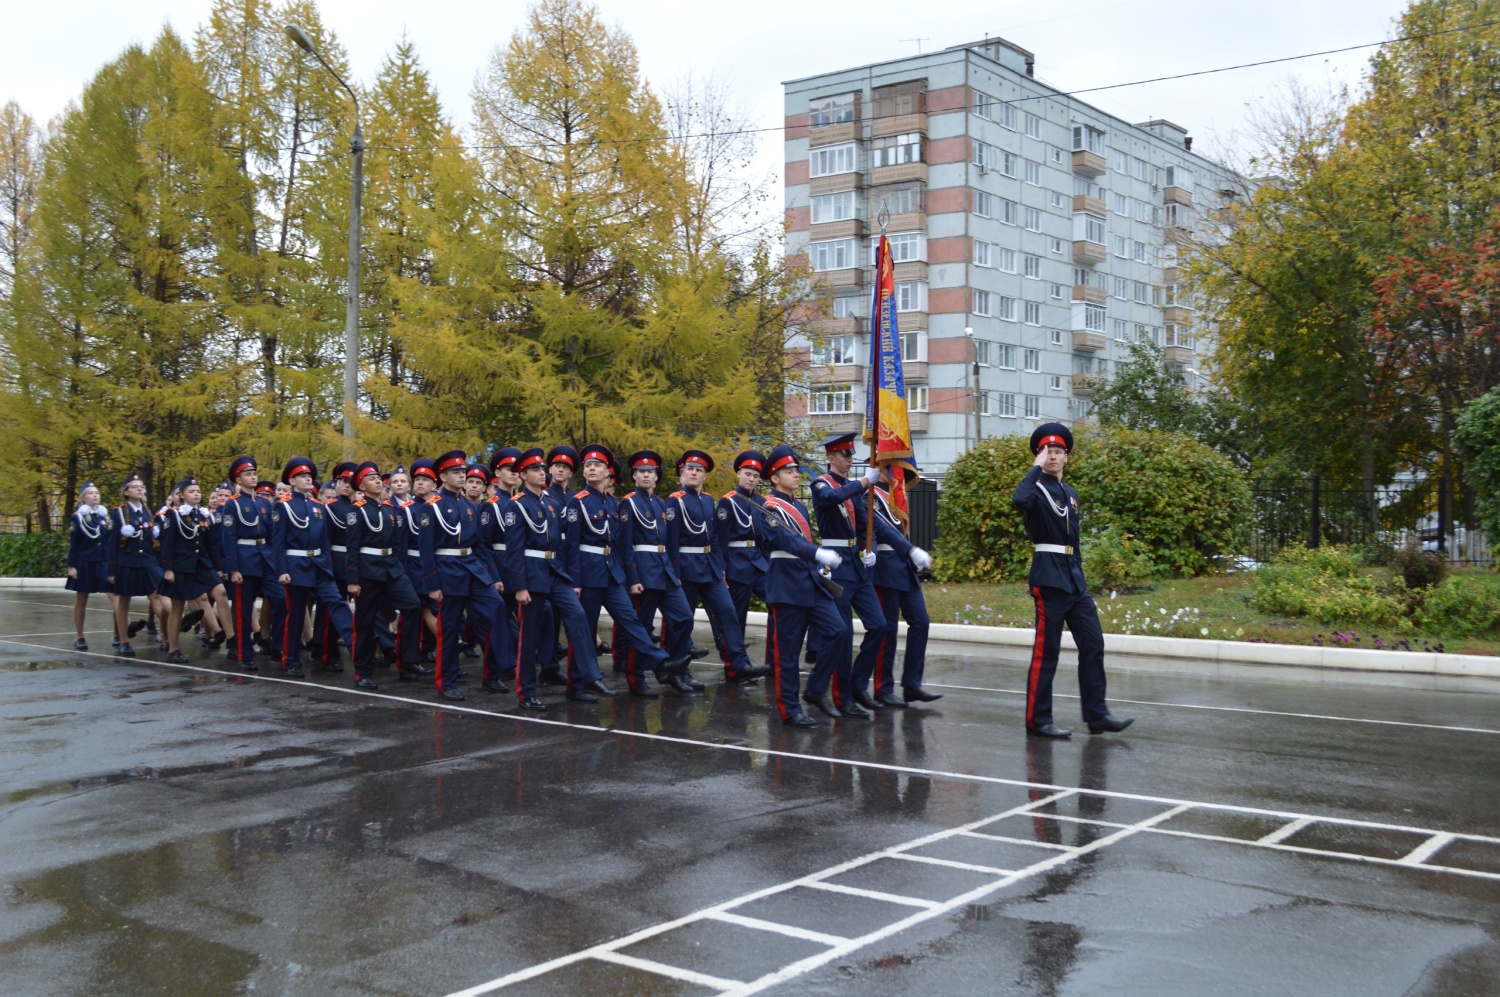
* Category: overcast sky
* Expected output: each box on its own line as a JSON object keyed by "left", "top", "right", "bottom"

{"left": 7, "top": 0, "right": 1411, "bottom": 224}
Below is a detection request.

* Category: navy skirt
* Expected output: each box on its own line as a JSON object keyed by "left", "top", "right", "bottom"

{"left": 161, "top": 566, "right": 218, "bottom": 603}
{"left": 108, "top": 564, "right": 163, "bottom": 598}
{"left": 66, "top": 561, "right": 110, "bottom": 594}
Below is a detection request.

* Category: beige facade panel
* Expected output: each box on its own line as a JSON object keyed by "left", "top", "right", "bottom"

{"left": 1072, "top": 331, "right": 1108, "bottom": 352}
{"left": 1071, "top": 372, "right": 1094, "bottom": 394}
{"left": 1163, "top": 185, "right": 1194, "bottom": 207}
{"left": 872, "top": 162, "right": 928, "bottom": 186}
{"left": 1072, "top": 240, "right": 1108, "bottom": 265}
{"left": 810, "top": 172, "right": 862, "bottom": 195}
{"left": 812, "top": 364, "right": 866, "bottom": 384}
{"left": 893, "top": 261, "right": 928, "bottom": 282}
{"left": 1072, "top": 150, "right": 1106, "bottom": 178}
{"left": 1072, "top": 193, "right": 1106, "bottom": 216}
{"left": 1072, "top": 284, "right": 1107, "bottom": 305}
{"left": 872, "top": 111, "right": 928, "bottom": 138}
{"left": 904, "top": 360, "right": 929, "bottom": 382}
{"left": 818, "top": 268, "right": 865, "bottom": 288}
{"left": 908, "top": 411, "right": 929, "bottom": 433}
{"left": 810, "top": 219, "right": 865, "bottom": 241}
{"left": 809, "top": 121, "right": 859, "bottom": 147}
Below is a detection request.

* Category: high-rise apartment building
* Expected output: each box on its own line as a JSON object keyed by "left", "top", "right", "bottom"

{"left": 783, "top": 36, "right": 1239, "bottom": 476}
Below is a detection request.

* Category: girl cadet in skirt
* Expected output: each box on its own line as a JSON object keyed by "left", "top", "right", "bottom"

{"left": 107, "top": 474, "right": 163, "bottom": 659}
{"left": 65, "top": 482, "right": 110, "bottom": 651}
{"left": 158, "top": 477, "right": 224, "bottom": 663}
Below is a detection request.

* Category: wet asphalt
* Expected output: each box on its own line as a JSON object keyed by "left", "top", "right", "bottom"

{"left": 0, "top": 591, "right": 1498, "bottom": 997}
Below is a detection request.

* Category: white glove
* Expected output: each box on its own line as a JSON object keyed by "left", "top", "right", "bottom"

{"left": 909, "top": 547, "right": 932, "bottom": 571}
{"left": 119, "top": 524, "right": 137, "bottom": 538}
{"left": 862, "top": 466, "right": 881, "bottom": 485}
{"left": 862, "top": 550, "right": 878, "bottom": 567}
{"left": 815, "top": 549, "right": 841, "bottom": 569}
{"left": 151, "top": 525, "right": 160, "bottom": 538}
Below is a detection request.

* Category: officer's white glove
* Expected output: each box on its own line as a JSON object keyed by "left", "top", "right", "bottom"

{"left": 151, "top": 525, "right": 160, "bottom": 538}
{"left": 862, "top": 466, "right": 881, "bottom": 485}
{"left": 119, "top": 524, "right": 137, "bottom": 538}
{"left": 909, "top": 547, "right": 933, "bottom": 571}
{"left": 815, "top": 549, "right": 841, "bottom": 569}
{"left": 862, "top": 550, "right": 878, "bottom": 567}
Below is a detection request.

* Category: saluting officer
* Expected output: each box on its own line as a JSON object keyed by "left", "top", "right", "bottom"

{"left": 271, "top": 457, "right": 354, "bottom": 677}
{"left": 757, "top": 445, "right": 847, "bottom": 727}
{"left": 1013, "top": 423, "right": 1133, "bottom": 738}
{"left": 346, "top": 461, "right": 422, "bottom": 690}
{"left": 870, "top": 460, "right": 941, "bottom": 707}
{"left": 617, "top": 450, "right": 699, "bottom": 693}
{"left": 718, "top": 451, "right": 770, "bottom": 658}
{"left": 669, "top": 450, "right": 771, "bottom": 686}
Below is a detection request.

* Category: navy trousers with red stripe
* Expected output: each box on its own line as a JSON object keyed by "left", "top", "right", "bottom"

{"left": 280, "top": 576, "right": 352, "bottom": 672}
{"left": 352, "top": 575, "right": 420, "bottom": 678}
{"left": 766, "top": 599, "right": 845, "bottom": 719}
{"left": 836, "top": 575, "right": 888, "bottom": 700}
{"left": 875, "top": 585, "right": 930, "bottom": 696}
{"left": 227, "top": 574, "right": 282, "bottom": 666}
{"left": 1026, "top": 585, "right": 1109, "bottom": 728}
{"left": 578, "top": 585, "right": 669, "bottom": 691}
{"left": 434, "top": 582, "right": 506, "bottom": 693}
{"left": 513, "top": 579, "right": 600, "bottom": 699}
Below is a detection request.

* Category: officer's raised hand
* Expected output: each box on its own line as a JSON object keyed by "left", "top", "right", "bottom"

{"left": 815, "top": 549, "right": 841, "bottom": 569}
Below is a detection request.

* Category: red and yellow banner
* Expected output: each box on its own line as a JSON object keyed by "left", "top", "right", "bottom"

{"left": 864, "top": 234, "right": 918, "bottom": 523}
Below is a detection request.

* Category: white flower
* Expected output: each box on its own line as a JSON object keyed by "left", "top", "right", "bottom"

{"left": 1201, "top": 627, "right": 1209, "bottom": 636}
{"left": 1159, "top": 607, "right": 1167, "bottom": 615}
{"left": 1110, "top": 590, "right": 1117, "bottom": 600}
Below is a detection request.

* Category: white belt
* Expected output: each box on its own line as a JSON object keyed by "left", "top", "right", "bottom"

{"left": 358, "top": 546, "right": 393, "bottom": 556}
{"left": 820, "top": 539, "right": 854, "bottom": 547}
{"left": 490, "top": 543, "right": 507, "bottom": 551}
{"left": 435, "top": 547, "right": 472, "bottom": 556}
{"left": 1035, "top": 544, "right": 1074, "bottom": 555}
{"left": 728, "top": 540, "right": 755, "bottom": 548}
{"left": 877, "top": 544, "right": 895, "bottom": 551}
{"left": 678, "top": 546, "right": 710, "bottom": 554}
{"left": 331, "top": 545, "right": 348, "bottom": 552}
{"left": 579, "top": 544, "right": 611, "bottom": 555}
{"left": 406, "top": 548, "right": 420, "bottom": 558}
{"left": 524, "top": 549, "right": 555, "bottom": 560}
{"left": 236, "top": 538, "right": 265, "bottom": 546}
{"left": 634, "top": 544, "right": 666, "bottom": 553}
{"left": 286, "top": 549, "right": 321, "bottom": 557}
{"left": 769, "top": 551, "right": 800, "bottom": 559}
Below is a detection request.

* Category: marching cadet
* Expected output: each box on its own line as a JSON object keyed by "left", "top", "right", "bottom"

{"left": 66, "top": 483, "right": 110, "bottom": 651}
{"left": 465, "top": 464, "right": 489, "bottom": 502}
{"left": 541, "top": 445, "right": 578, "bottom": 682}
{"left": 757, "top": 445, "right": 846, "bottom": 727}
{"left": 271, "top": 457, "right": 353, "bottom": 678}
{"left": 870, "top": 461, "right": 941, "bottom": 707}
{"left": 220, "top": 457, "right": 282, "bottom": 671}
{"left": 1013, "top": 423, "right": 1133, "bottom": 738}
{"left": 346, "top": 462, "right": 421, "bottom": 690}
{"left": 392, "top": 459, "right": 437, "bottom": 681}
{"left": 808, "top": 431, "right": 898, "bottom": 716}
{"left": 418, "top": 451, "right": 511, "bottom": 702}
{"left": 502, "top": 448, "right": 610, "bottom": 709}
{"left": 387, "top": 466, "right": 412, "bottom": 505}
{"left": 158, "top": 477, "right": 223, "bottom": 663}
{"left": 458, "top": 464, "right": 494, "bottom": 660}
{"left": 565, "top": 443, "right": 686, "bottom": 698}
{"left": 546, "top": 445, "right": 578, "bottom": 504}
{"left": 107, "top": 474, "right": 163, "bottom": 659}
{"left": 718, "top": 451, "right": 769, "bottom": 659}
{"left": 669, "top": 450, "right": 770, "bottom": 686}
{"left": 617, "top": 450, "right": 699, "bottom": 693}
{"left": 311, "top": 462, "right": 358, "bottom": 669}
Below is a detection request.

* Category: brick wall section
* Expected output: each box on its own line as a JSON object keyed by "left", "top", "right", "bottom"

{"left": 926, "top": 86, "right": 970, "bottom": 114}
{"left": 786, "top": 160, "right": 809, "bottom": 187}
{"left": 786, "top": 205, "right": 810, "bottom": 232}
{"left": 928, "top": 336, "right": 971, "bottom": 364}
{"left": 785, "top": 113, "right": 809, "bottom": 142}
{"left": 928, "top": 236, "right": 969, "bottom": 264}
{"left": 927, "top": 136, "right": 969, "bottom": 165}
{"left": 928, "top": 387, "right": 971, "bottom": 414}
{"left": 927, "top": 186, "right": 968, "bottom": 215}
{"left": 929, "top": 286, "right": 969, "bottom": 314}
{"left": 785, "top": 392, "right": 809, "bottom": 417}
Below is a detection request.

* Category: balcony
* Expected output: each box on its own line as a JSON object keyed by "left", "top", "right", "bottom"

{"left": 872, "top": 162, "right": 928, "bottom": 186}
{"left": 809, "top": 218, "right": 865, "bottom": 241}
{"left": 809, "top": 121, "right": 858, "bottom": 147}
{"left": 1072, "top": 284, "right": 1107, "bottom": 305}
{"left": 892, "top": 261, "right": 927, "bottom": 282}
{"left": 816, "top": 268, "right": 865, "bottom": 288}
{"left": 903, "top": 360, "right": 928, "bottom": 382}
{"left": 811, "top": 364, "right": 865, "bottom": 385}
{"left": 808, "top": 412, "right": 862, "bottom": 433}
{"left": 809, "top": 316, "right": 860, "bottom": 335}
{"left": 1163, "top": 185, "right": 1194, "bottom": 207}
{"left": 1072, "top": 240, "right": 1108, "bottom": 265}
{"left": 908, "top": 410, "right": 929, "bottom": 433}
{"left": 1072, "top": 193, "right": 1106, "bottom": 216}
{"left": 1072, "top": 330, "right": 1107, "bottom": 352}
{"left": 1071, "top": 372, "right": 1095, "bottom": 394}
{"left": 1164, "top": 226, "right": 1192, "bottom": 245}
{"left": 886, "top": 211, "right": 926, "bottom": 233}
{"left": 872, "top": 112, "right": 926, "bottom": 138}
{"left": 1162, "top": 264, "right": 1183, "bottom": 284}
{"left": 1163, "top": 305, "right": 1193, "bottom": 325}
{"left": 1164, "top": 344, "right": 1195, "bottom": 365}
{"left": 1072, "top": 149, "right": 1106, "bottom": 178}
{"left": 809, "top": 172, "right": 862, "bottom": 196}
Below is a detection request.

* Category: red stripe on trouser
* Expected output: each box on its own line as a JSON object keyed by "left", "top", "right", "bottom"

{"left": 323, "top": 606, "right": 334, "bottom": 662}
{"left": 434, "top": 606, "right": 444, "bottom": 689}
{"left": 513, "top": 603, "right": 526, "bottom": 698}
{"left": 235, "top": 583, "right": 245, "bottom": 661}
{"left": 1027, "top": 586, "right": 1046, "bottom": 728}
{"left": 282, "top": 590, "right": 293, "bottom": 670}
{"left": 770, "top": 605, "right": 786, "bottom": 719}
{"left": 350, "top": 597, "right": 358, "bottom": 670}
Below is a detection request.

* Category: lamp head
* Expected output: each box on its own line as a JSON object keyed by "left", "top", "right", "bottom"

{"left": 284, "top": 24, "right": 316, "bottom": 53}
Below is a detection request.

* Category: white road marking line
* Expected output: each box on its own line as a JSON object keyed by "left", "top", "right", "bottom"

{"left": 590, "top": 950, "right": 744, "bottom": 990}
{"left": 957, "top": 830, "right": 1075, "bottom": 851}
{"left": 7, "top": 636, "right": 1500, "bottom": 853}
{"left": 926, "top": 681, "right": 1500, "bottom": 736}
{"left": 0, "top": 598, "right": 107, "bottom": 610}
{"left": 703, "top": 911, "right": 849, "bottom": 947}
{"left": 1399, "top": 832, "right": 1456, "bottom": 866}
{"left": 802, "top": 881, "right": 940, "bottom": 909}
{"left": 0, "top": 630, "right": 114, "bottom": 639}
{"left": 1137, "top": 826, "right": 1500, "bottom": 883}
{"left": 1259, "top": 817, "right": 1313, "bottom": 845}
{"left": 888, "top": 853, "right": 1013, "bottom": 875}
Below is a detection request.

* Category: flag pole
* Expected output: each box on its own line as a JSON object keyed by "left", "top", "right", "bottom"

{"left": 868, "top": 199, "right": 891, "bottom": 556}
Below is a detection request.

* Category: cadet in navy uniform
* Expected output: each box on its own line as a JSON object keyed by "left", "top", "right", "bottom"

{"left": 346, "top": 462, "right": 422, "bottom": 690}
{"left": 616, "top": 450, "right": 698, "bottom": 693}
{"left": 157, "top": 477, "right": 219, "bottom": 662}
{"left": 565, "top": 443, "right": 687, "bottom": 698}
{"left": 417, "top": 450, "right": 511, "bottom": 702}
{"left": 717, "top": 451, "right": 769, "bottom": 658}
{"left": 107, "top": 474, "right": 163, "bottom": 659}
{"left": 271, "top": 457, "right": 353, "bottom": 678}
{"left": 669, "top": 450, "right": 771, "bottom": 686}
{"left": 311, "top": 462, "right": 358, "bottom": 669}
{"left": 219, "top": 456, "right": 282, "bottom": 671}
{"left": 392, "top": 459, "right": 437, "bottom": 681}
{"left": 66, "top": 482, "right": 110, "bottom": 651}
{"left": 756, "top": 446, "right": 847, "bottom": 726}
{"left": 540, "top": 444, "right": 578, "bottom": 681}
{"left": 502, "top": 447, "right": 607, "bottom": 709}
{"left": 870, "top": 461, "right": 941, "bottom": 707}
{"left": 1013, "top": 423, "right": 1133, "bottom": 738}
{"left": 809, "top": 431, "right": 901, "bottom": 716}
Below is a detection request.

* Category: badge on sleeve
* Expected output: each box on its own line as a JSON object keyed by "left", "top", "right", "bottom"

{"left": 480, "top": 511, "right": 490, "bottom": 525}
{"left": 567, "top": 508, "right": 578, "bottom": 523}
{"left": 347, "top": 513, "right": 357, "bottom": 526}
{"left": 716, "top": 508, "right": 727, "bottom": 521}
{"left": 271, "top": 510, "right": 280, "bottom": 523}
{"left": 504, "top": 511, "right": 517, "bottom": 527}
{"left": 664, "top": 508, "right": 676, "bottom": 522}
{"left": 619, "top": 507, "right": 630, "bottom": 523}
{"left": 420, "top": 513, "right": 430, "bottom": 527}
{"left": 763, "top": 514, "right": 780, "bottom": 530}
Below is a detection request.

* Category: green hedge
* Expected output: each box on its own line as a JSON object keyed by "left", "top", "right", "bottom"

{"left": 933, "top": 427, "right": 1252, "bottom": 584}
{"left": 0, "top": 532, "right": 70, "bottom": 577}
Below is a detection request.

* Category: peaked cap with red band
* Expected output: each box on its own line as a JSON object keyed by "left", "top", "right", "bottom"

{"left": 579, "top": 443, "right": 614, "bottom": 467}
{"left": 767, "top": 444, "right": 800, "bottom": 475}
{"left": 489, "top": 447, "right": 522, "bottom": 474}
{"left": 675, "top": 449, "right": 714, "bottom": 473}
{"left": 627, "top": 450, "right": 663, "bottom": 474}
{"left": 822, "top": 431, "right": 858, "bottom": 454}
{"left": 410, "top": 458, "right": 438, "bottom": 482}
{"left": 733, "top": 450, "right": 768, "bottom": 474}
{"left": 435, "top": 450, "right": 468, "bottom": 474}
{"left": 515, "top": 447, "right": 547, "bottom": 472}
{"left": 546, "top": 445, "right": 578, "bottom": 470}
{"left": 255, "top": 481, "right": 275, "bottom": 495}
{"left": 354, "top": 461, "right": 381, "bottom": 486}
{"left": 331, "top": 462, "right": 357, "bottom": 482}
{"left": 228, "top": 455, "right": 257, "bottom": 480}
{"left": 1029, "top": 422, "right": 1074, "bottom": 455}
{"left": 281, "top": 457, "right": 316, "bottom": 484}
{"left": 466, "top": 463, "right": 490, "bottom": 482}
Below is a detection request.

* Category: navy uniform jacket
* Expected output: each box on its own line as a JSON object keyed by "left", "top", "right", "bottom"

{"left": 158, "top": 508, "right": 215, "bottom": 576}
{"left": 871, "top": 488, "right": 918, "bottom": 592}
{"left": 617, "top": 489, "right": 679, "bottom": 590}
{"left": 810, "top": 471, "right": 905, "bottom": 583}
{"left": 108, "top": 503, "right": 159, "bottom": 572}
{"left": 346, "top": 496, "right": 406, "bottom": 584}
{"left": 418, "top": 489, "right": 495, "bottom": 594}
{"left": 1012, "top": 465, "right": 1087, "bottom": 594}
{"left": 667, "top": 488, "right": 724, "bottom": 583}
{"left": 757, "top": 493, "right": 827, "bottom": 605}
{"left": 325, "top": 495, "right": 356, "bottom": 583}
{"left": 502, "top": 488, "right": 572, "bottom": 592}
{"left": 67, "top": 509, "right": 109, "bottom": 570}
{"left": 392, "top": 498, "right": 425, "bottom": 588}
{"left": 566, "top": 487, "right": 627, "bottom": 588}
{"left": 271, "top": 493, "right": 337, "bottom": 585}
{"left": 219, "top": 493, "right": 277, "bottom": 578}
{"left": 717, "top": 487, "right": 767, "bottom": 583}
{"left": 478, "top": 494, "right": 509, "bottom": 584}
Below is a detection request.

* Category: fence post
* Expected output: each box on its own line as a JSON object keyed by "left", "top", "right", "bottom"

{"left": 1309, "top": 475, "right": 1320, "bottom": 548}
{"left": 1437, "top": 476, "right": 1449, "bottom": 553}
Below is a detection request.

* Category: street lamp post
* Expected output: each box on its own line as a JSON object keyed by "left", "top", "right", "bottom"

{"left": 285, "top": 24, "right": 362, "bottom": 460}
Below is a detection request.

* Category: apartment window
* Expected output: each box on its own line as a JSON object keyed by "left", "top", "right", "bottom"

{"left": 973, "top": 240, "right": 993, "bottom": 268}
{"left": 1024, "top": 112, "right": 1042, "bottom": 138}
{"left": 1112, "top": 192, "right": 1129, "bottom": 216}
{"left": 973, "top": 92, "right": 996, "bottom": 120}
{"left": 997, "top": 102, "right": 1018, "bottom": 130}
{"left": 1016, "top": 254, "right": 1037, "bottom": 278}
{"left": 973, "top": 290, "right": 991, "bottom": 317}
{"left": 1166, "top": 165, "right": 1194, "bottom": 192}
{"left": 1050, "top": 147, "right": 1064, "bottom": 164}
{"left": 999, "top": 151, "right": 1018, "bottom": 178}
{"left": 977, "top": 390, "right": 994, "bottom": 416}
{"left": 809, "top": 239, "right": 856, "bottom": 271}
{"left": 1155, "top": 285, "right": 1166, "bottom": 306}
{"left": 1134, "top": 281, "right": 1150, "bottom": 304}
{"left": 973, "top": 190, "right": 992, "bottom": 218}
{"left": 832, "top": 296, "right": 861, "bottom": 319}
{"left": 1024, "top": 395, "right": 1041, "bottom": 419}
{"left": 809, "top": 385, "right": 854, "bottom": 414}
{"left": 899, "top": 330, "right": 928, "bottom": 362}
{"left": 1050, "top": 328, "right": 1065, "bottom": 345}
{"left": 1132, "top": 240, "right": 1149, "bottom": 263}
{"left": 1134, "top": 199, "right": 1153, "bottom": 223}
{"left": 1049, "top": 238, "right": 1065, "bottom": 255}
{"left": 998, "top": 296, "right": 1017, "bottom": 321}
{"left": 812, "top": 334, "right": 858, "bottom": 366}
{"left": 1072, "top": 124, "right": 1106, "bottom": 154}
{"left": 1113, "top": 319, "right": 1130, "bottom": 341}
{"left": 1165, "top": 202, "right": 1191, "bottom": 228}
{"left": 1111, "top": 150, "right": 1129, "bottom": 174}
{"left": 974, "top": 339, "right": 993, "bottom": 365}
{"left": 810, "top": 190, "right": 857, "bottom": 224}
{"left": 1083, "top": 303, "right": 1106, "bottom": 332}
{"left": 996, "top": 343, "right": 1016, "bottom": 368}
{"left": 1025, "top": 207, "right": 1043, "bottom": 232}
{"left": 810, "top": 143, "right": 857, "bottom": 178}
{"left": 995, "top": 392, "right": 1016, "bottom": 417}
{"left": 1113, "top": 277, "right": 1128, "bottom": 299}
{"left": 1049, "top": 191, "right": 1065, "bottom": 209}
{"left": 876, "top": 232, "right": 925, "bottom": 263}
{"left": 1136, "top": 323, "right": 1156, "bottom": 345}
{"left": 908, "top": 385, "right": 929, "bottom": 412}
{"left": 998, "top": 248, "right": 1018, "bottom": 273}
{"left": 1050, "top": 374, "right": 1065, "bottom": 391}
{"left": 1072, "top": 397, "right": 1093, "bottom": 419}
{"left": 998, "top": 197, "right": 1018, "bottom": 224}
{"left": 1024, "top": 348, "right": 1041, "bottom": 372}
{"left": 1112, "top": 235, "right": 1129, "bottom": 258}
{"left": 872, "top": 80, "right": 926, "bottom": 118}
{"left": 1164, "top": 283, "right": 1180, "bottom": 306}
{"left": 883, "top": 186, "right": 924, "bottom": 215}
{"left": 1024, "top": 301, "right": 1042, "bottom": 325}
{"left": 895, "top": 281, "right": 927, "bottom": 312}
{"left": 872, "top": 132, "right": 923, "bottom": 168}
{"left": 1075, "top": 213, "right": 1106, "bottom": 244}
{"left": 972, "top": 141, "right": 992, "bottom": 169}
{"left": 810, "top": 93, "right": 856, "bottom": 126}
{"left": 1049, "top": 283, "right": 1064, "bottom": 300}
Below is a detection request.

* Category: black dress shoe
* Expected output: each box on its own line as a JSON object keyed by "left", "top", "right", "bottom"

{"left": 596, "top": 642, "right": 612, "bottom": 655}
{"left": 461, "top": 644, "right": 482, "bottom": 659}
{"left": 852, "top": 689, "right": 883, "bottom": 710}
{"left": 538, "top": 671, "right": 567, "bottom": 687}
{"left": 406, "top": 662, "right": 432, "bottom": 677}
{"left": 665, "top": 673, "right": 698, "bottom": 693}
{"left": 241, "top": 661, "right": 257, "bottom": 672}
{"left": 165, "top": 650, "right": 188, "bottom": 664}
{"left": 355, "top": 676, "right": 378, "bottom": 690}
{"left": 630, "top": 686, "right": 660, "bottom": 699}
{"left": 117, "top": 643, "right": 136, "bottom": 658}
{"left": 1026, "top": 723, "right": 1072, "bottom": 739}
{"left": 144, "top": 619, "right": 158, "bottom": 635}
{"left": 201, "top": 632, "right": 225, "bottom": 649}
{"left": 322, "top": 660, "right": 344, "bottom": 673}
{"left": 680, "top": 671, "right": 705, "bottom": 690}
{"left": 438, "top": 687, "right": 466, "bottom": 701}
{"left": 877, "top": 693, "right": 909, "bottom": 708}
{"left": 74, "top": 638, "right": 89, "bottom": 651}
{"left": 1087, "top": 715, "right": 1135, "bottom": 735}
{"left": 285, "top": 666, "right": 305, "bottom": 678}
{"left": 733, "top": 665, "right": 771, "bottom": 683}
{"left": 803, "top": 691, "right": 840, "bottom": 718}
{"left": 481, "top": 679, "right": 509, "bottom": 693}
{"left": 839, "top": 703, "right": 871, "bottom": 719}
{"left": 179, "top": 609, "right": 205, "bottom": 633}
{"left": 783, "top": 713, "right": 819, "bottom": 728}
{"left": 903, "top": 686, "right": 944, "bottom": 702}
{"left": 111, "top": 636, "right": 120, "bottom": 648}
{"left": 689, "top": 647, "right": 710, "bottom": 660}
{"left": 518, "top": 697, "right": 548, "bottom": 711}
{"left": 585, "top": 680, "right": 617, "bottom": 697}
{"left": 157, "top": 639, "right": 170, "bottom": 652}
{"left": 566, "top": 688, "right": 599, "bottom": 702}
{"left": 657, "top": 654, "right": 691, "bottom": 679}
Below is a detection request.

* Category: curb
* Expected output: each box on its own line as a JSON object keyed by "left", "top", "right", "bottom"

{"left": 0, "top": 577, "right": 68, "bottom": 589}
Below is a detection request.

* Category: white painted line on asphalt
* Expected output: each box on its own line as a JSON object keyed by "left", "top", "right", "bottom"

{"left": 703, "top": 911, "right": 849, "bottom": 947}
{"left": 591, "top": 950, "right": 744, "bottom": 990}
{"left": 1399, "top": 832, "right": 1455, "bottom": 866}
{"left": 0, "top": 630, "right": 114, "bottom": 639}
{"left": 957, "top": 830, "right": 1075, "bottom": 851}
{"left": 889, "top": 853, "right": 1013, "bottom": 875}
{"left": 926, "top": 681, "right": 1500, "bottom": 736}
{"left": 1259, "top": 817, "right": 1313, "bottom": 845}
{"left": 0, "top": 598, "right": 110, "bottom": 611}
{"left": 802, "top": 881, "right": 940, "bottom": 909}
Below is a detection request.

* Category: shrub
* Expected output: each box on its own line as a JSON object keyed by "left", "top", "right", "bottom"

{"left": 1080, "top": 524, "right": 1157, "bottom": 592}
{"left": 1393, "top": 544, "right": 1447, "bottom": 590}
{"left": 1250, "top": 543, "right": 1407, "bottom": 626}
{"left": 932, "top": 435, "right": 1037, "bottom": 583}
{"left": 1416, "top": 572, "right": 1500, "bottom": 638}
{"left": 1455, "top": 386, "right": 1500, "bottom": 540}
{"left": 0, "top": 531, "right": 70, "bottom": 577}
